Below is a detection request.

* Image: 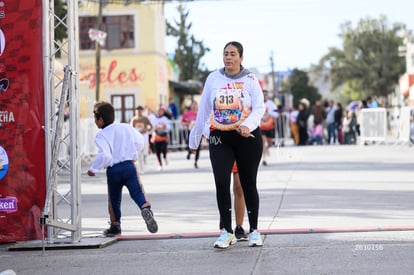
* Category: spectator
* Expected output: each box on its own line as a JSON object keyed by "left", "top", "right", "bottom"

{"left": 296, "top": 101, "right": 309, "bottom": 145}
{"left": 130, "top": 105, "right": 153, "bottom": 173}
{"left": 260, "top": 90, "right": 278, "bottom": 166}
{"left": 168, "top": 97, "right": 179, "bottom": 120}
{"left": 355, "top": 100, "right": 368, "bottom": 136}
{"left": 334, "top": 102, "right": 344, "bottom": 144}
{"left": 311, "top": 99, "right": 326, "bottom": 127}
{"left": 308, "top": 124, "right": 324, "bottom": 145}
{"left": 325, "top": 100, "right": 336, "bottom": 144}
{"left": 181, "top": 100, "right": 201, "bottom": 168}
{"left": 366, "top": 96, "right": 378, "bottom": 108}
{"left": 343, "top": 111, "right": 357, "bottom": 144}
{"left": 145, "top": 106, "right": 157, "bottom": 154}
{"left": 151, "top": 105, "right": 171, "bottom": 171}
{"left": 289, "top": 104, "right": 300, "bottom": 145}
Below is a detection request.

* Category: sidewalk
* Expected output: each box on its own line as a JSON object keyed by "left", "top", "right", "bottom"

{"left": 1, "top": 143, "right": 414, "bottom": 274}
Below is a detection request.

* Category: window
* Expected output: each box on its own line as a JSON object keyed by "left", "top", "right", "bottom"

{"left": 79, "top": 15, "right": 135, "bottom": 50}
{"left": 111, "top": 94, "right": 135, "bottom": 123}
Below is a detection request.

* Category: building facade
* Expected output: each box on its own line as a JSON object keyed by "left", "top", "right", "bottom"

{"left": 75, "top": 1, "right": 169, "bottom": 122}
{"left": 399, "top": 31, "right": 414, "bottom": 105}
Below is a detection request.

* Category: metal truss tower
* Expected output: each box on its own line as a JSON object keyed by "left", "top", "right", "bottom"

{"left": 41, "top": 0, "right": 81, "bottom": 245}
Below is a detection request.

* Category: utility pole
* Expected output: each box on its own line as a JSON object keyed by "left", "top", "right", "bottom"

{"left": 269, "top": 51, "right": 277, "bottom": 99}
{"left": 95, "top": 0, "right": 103, "bottom": 101}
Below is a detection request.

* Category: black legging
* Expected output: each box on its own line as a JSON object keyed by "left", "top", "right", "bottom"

{"left": 154, "top": 141, "right": 168, "bottom": 166}
{"left": 209, "top": 127, "right": 263, "bottom": 233}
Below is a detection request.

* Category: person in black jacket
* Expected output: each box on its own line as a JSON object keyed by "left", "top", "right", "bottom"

{"left": 334, "top": 102, "right": 344, "bottom": 144}
{"left": 296, "top": 102, "right": 309, "bottom": 145}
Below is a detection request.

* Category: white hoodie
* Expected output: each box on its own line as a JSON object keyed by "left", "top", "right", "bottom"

{"left": 189, "top": 67, "right": 265, "bottom": 149}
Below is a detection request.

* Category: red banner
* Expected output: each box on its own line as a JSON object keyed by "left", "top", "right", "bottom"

{"left": 0, "top": 0, "right": 45, "bottom": 242}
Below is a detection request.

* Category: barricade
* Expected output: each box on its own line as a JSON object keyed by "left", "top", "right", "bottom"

{"left": 360, "top": 108, "right": 387, "bottom": 143}
{"left": 73, "top": 107, "right": 414, "bottom": 163}
{"left": 397, "top": 107, "right": 413, "bottom": 143}
{"left": 77, "top": 113, "right": 295, "bottom": 162}
{"left": 80, "top": 118, "right": 99, "bottom": 162}
{"left": 168, "top": 120, "right": 189, "bottom": 151}
{"left": 274, "top": 112, "right": 291, "bottom": 146}
{"left": 78, "top": 119, "right": 189, "bottom": 163}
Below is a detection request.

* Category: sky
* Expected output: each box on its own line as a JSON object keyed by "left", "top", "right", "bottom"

{"left": 163, "top": 0, "right": 414, "bottom": 74}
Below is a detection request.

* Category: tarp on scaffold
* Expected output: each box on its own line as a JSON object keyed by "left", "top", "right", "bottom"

{"left": 0, "top": 0, "right": 45, "bottom": 242}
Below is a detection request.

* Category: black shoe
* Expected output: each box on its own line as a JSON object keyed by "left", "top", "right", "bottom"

{"left": 186, "top": 153, "right": 190, "bottom": 160}
{"left": 142, "top": 208, "right": 158, "bottom": 233}
{"left": 103, "top": 224, "right": 121, "bottom": 237}
{"left": 262, "top": 160, "right": 267, "bottom": 166}
{"left": 194, "top": 162, "right": 198, "bottom": 168}
{"left": 234, "top": 225, "right": 248, "bottom": 241}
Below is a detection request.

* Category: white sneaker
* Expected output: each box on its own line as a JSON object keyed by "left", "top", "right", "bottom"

{"left": 248, "top": 230, "right": 263, "bottom": 247}
{"left": 214, "top": 229, "right": 236, "bottom": 249}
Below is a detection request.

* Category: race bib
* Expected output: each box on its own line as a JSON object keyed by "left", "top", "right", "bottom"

{"left": 134, "top": 122, "right": 145, "bottom": 133}
{"left": 210, "top": 85, "right": 250, "bottom": 131}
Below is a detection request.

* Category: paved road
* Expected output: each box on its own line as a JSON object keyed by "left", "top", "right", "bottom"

{"left": 1, "top": 142, "right": 414, "bottom": 274}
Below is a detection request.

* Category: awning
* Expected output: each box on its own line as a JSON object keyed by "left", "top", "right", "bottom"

{"left": 169, "top": 80, "right": 202, "bottom": 95}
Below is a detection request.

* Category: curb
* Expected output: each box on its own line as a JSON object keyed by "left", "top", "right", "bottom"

{"left": 116, "top": 225, "right": 414, "bottom": 241}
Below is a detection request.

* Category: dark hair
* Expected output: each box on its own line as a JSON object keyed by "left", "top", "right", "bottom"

{"left": 224, "top": 41, "right": 243, "bottom": 57}
{"left": 93, "top": 101, "right": 115, "bottom": 124}
{"left": 361, "top": 100, "right": 368, "bottom": 108}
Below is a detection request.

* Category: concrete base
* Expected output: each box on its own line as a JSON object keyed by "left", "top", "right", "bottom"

{"left": 7, "top": 236, "right": 117, "bottom": 251}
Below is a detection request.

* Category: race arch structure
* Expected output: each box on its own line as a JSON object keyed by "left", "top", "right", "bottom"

{"left": 41, "top": 0, "right": 81, "bottom": 245}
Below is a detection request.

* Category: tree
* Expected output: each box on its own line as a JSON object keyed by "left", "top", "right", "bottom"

{"left": 166, "top": 3, "right": 210, "bottom": 82}
{"left": 286, "top": 69, "right": 321, "bottom": 106}
{"left": 54, "top": 0, "right": 68, "bottom": 57}
{"left": 317, "top": 15, "right": 406, "bottom": 101}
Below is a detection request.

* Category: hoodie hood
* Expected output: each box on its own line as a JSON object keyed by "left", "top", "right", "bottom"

{"left": 219, "top": 65, "right": 251, "bottom": 79}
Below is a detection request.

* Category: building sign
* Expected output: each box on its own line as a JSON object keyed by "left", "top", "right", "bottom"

{"left": 81, "top": 59, "right": 146, "bottom": 89}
